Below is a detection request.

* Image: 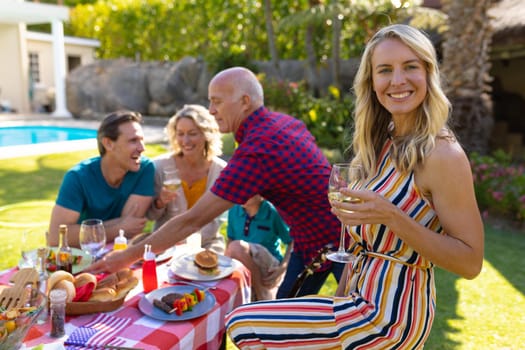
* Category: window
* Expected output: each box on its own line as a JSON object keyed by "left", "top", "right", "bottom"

{"left": 28, "top": 52, "right": 40, "bottom": 83}
{"left": 67, "top": 55, "right": 81, "bottom": 72}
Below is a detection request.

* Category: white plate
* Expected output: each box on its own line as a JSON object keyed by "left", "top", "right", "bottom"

{"left": 169, "top": 252, "right": 234, "bottom": 281}
{"left": 155, "top": 246, "right": 177, "bottom": 263}
{"left": 18, "top": 247, "right": 90, "bottom": 275}
{"left": 138, "top": 285, "right": 216, "bottom": 321}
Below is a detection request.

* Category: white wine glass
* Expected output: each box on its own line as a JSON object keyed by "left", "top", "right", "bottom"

{"left": 163, "top": 168, "right": 181, "bottom": 192}
{"left": 79, "top": 218, "right": 107, "bottom": 262}
{"left": 327, "top": 163, "right": 362, "bottom": 263}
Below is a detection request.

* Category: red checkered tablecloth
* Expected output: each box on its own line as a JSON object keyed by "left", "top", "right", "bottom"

{"left": 1, "top": 258, "right": 251, "bottom": 350}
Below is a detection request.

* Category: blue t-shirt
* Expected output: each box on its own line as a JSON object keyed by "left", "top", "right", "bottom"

{"left": 56, "top": 156, "right": 155, "bottom": 223}
{"left": 227, "top": 200, "right": 291, "bottom": 262}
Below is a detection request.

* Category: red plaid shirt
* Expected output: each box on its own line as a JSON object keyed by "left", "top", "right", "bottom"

{"left": 211, "top": 107, "right": 341, "bottom": 264}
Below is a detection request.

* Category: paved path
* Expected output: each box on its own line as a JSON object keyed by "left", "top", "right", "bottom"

{"left": 0, "top": 113, "right": 167, "bottom": 159}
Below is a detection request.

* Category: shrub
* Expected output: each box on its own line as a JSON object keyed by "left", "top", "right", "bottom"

{"left": 260, "top": 76, "right": 354, "bottom": 153}
{"left": 470, "top": 150, "right": 525, "bottom": 223}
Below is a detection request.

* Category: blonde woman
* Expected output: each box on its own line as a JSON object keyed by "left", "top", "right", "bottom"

{"left": 147, "top": 104, "right": 226, "bottom": 253}
{"left": 225, "top": 24, "right": 483, "bottom": 349}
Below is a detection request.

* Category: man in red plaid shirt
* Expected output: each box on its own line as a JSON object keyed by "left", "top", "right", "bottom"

{"left": 90, "top": 67, "right": 344, "bottom": 298}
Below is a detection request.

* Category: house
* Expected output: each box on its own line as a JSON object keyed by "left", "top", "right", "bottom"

{"left": 488, "top": 0, "right": 525, "bottom": 155}
{"left": 421, "top": 0, "right": 525, "bottom": 155}
{"left": 0, "top": 0, "right": 99, "bottom": 116}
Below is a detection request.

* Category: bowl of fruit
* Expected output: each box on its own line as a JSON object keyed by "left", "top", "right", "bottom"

{"left": 0, "top": 289, "right": 46, "bottom": 350}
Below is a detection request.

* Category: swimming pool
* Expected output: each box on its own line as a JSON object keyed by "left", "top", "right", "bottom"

{"left": 0, "top": 125, "right": 97, "bottom": 147}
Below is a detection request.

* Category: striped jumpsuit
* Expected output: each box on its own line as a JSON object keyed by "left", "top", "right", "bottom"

{"left": 225, "top": 140, "right": 443, "bottom": 349}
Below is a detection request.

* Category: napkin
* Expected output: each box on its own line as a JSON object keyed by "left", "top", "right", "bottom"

{"left": 72, "top": 282, "right": 95, "bottom": 302}
{"left": 64, "top": 313, "right": 131, "bottom": 348}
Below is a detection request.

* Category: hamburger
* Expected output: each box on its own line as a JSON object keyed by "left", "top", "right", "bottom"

{"left": 193, "top": 249, "right": 219, "bottom": 275}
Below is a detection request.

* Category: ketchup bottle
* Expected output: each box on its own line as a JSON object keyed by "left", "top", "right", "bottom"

{"left": 142, "top": 244, "right": 158, "bottom": 293}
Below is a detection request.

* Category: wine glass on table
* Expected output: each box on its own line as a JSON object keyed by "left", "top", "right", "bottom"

{"left": 20, "top": 230, "right": 47, "bottom": 268}
{"left": 79, "top": 218, "right": 107, "bottom": 263}
{"left": 326, "top": 163, "right": 362, "bottom": 263}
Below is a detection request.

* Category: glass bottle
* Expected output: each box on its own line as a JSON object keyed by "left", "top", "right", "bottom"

{"left": 113, "top": 229, "right": 128, "bottom": 251}
{"left": 49, "top": 289, "right": 67, "bottom": 338}
{"left": 36, "top": 247, "right": 49, "bottom": 324}
{"left": 56, "top": 224, "right": 72, "bottom": 273}
{"left": 142, "top": 244, "right": 158, "bottom": 293}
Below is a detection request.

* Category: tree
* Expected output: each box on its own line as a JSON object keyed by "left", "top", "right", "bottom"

{"left": 330, "top": 1, "right": 343, "bottom": 91}
{"left": 440, "top": 0, "right": 495, "bottom": 154}
{"left": 264, "top": 0, "right": 281, "bottom": 78}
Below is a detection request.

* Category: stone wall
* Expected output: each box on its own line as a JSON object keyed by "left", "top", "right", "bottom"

{"left": 66, "top": 56, "right": 360, "bottom": 120}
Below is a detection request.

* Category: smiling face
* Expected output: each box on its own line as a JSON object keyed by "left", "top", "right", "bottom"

{"left": 371, "top": 38, "right": 428, "bottom": 125}
{"left": 105, "top": 121, "right": 145, "bottom": 172}
{"left": 174, "top": 117, "right": 206, "bottom": 158}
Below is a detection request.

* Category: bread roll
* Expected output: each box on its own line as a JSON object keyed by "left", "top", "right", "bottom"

{"left": 115, "top": 276, "right": 139, "bottom": 299}
{"left": 116, "top": 277, "right": 130, "bottom": 291}
{"left": 47, "top": 270, "right": 75, "bottom": 293}
{"left": 116, "top": 268, "right": 133, "bottom": 281}
{"left": 96, "top": 273, "right": 118, "bottom": 289}
{"left": 194, "top": 249, "right": 218, "bottom": 269}
{"left": 88, "top": 287, "right": 117, "bottom": 302}
{"left": 54, "top": 279, "right": 76, "bottom": 302}
{"left": 74, "top": 272, "right": 97, "bottom": 289}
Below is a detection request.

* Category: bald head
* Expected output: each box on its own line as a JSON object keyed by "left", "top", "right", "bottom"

{"left": 211, "top": 67, "right": 264, "bottom": 107}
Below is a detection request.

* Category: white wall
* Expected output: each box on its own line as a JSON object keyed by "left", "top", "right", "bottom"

{"left": 26, "top": 32, "right": 99, "bottom": 112}
{"left": 0, "top": 23, "right": 29, "bottom": 113}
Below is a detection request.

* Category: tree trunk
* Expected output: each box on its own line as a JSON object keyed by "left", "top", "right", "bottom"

{"left": 305, "top": 0, "right": 322, "bottom": 96}
{"left": 331, "top": 1, "right": 342, "bottom": 91}
{"left": 441, "top": 0, "right": 495, "bottom": 154}
{"left": 264, "top": 0, "right": 281, "bottom": 78}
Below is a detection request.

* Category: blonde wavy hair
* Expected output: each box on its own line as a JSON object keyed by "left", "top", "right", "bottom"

{"left": 351, "top": 24, "right": 452, "bottom": 178}
{"left": 165, "top": 104, "right": 223, "bottom": 160}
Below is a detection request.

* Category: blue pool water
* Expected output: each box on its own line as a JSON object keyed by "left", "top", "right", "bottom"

{"left": 0, "top": 125, "right": 97, "bottom": 147}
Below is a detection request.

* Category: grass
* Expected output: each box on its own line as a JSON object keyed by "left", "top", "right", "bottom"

{"left": 1, "top": 146, "right": 523, "bottom": 350}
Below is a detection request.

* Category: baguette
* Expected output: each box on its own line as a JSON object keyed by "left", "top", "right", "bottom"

{"left": 116, "top": 268, "right": 133, "bottom": 281}
{"left": 96, "top": 273, "right": 119, "bottom": 289}
{"left": 88, "top": 287, "right": 117, "bottom": 302}
{"left": 115, "top": 276, "right": 139, "bottom": 299}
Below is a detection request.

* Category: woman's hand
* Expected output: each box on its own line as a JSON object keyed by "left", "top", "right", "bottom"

{"left": 330, "top": 188, "right": 399, "bottom": 228}
{"left": 155, "top": 186, "right": 178, "bottom": 209}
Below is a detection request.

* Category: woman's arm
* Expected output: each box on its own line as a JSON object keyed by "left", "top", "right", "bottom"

{"left": 333, "top": 140, "right": 484, "bottom": 279}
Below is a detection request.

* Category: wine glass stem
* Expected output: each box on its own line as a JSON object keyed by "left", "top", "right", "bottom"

{"left": 338, "top": 223, "right": 346, "bottom": 253}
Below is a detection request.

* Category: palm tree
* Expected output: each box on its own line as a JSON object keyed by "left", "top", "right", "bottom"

{"left": 440, "top": 0, "right": 495, "bottom": 153}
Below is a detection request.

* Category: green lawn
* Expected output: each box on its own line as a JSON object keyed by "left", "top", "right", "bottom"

{"left": 0, "top": 146, "right": 523, "bottom": 349}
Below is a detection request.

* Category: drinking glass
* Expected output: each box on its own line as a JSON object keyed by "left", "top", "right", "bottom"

{"left": 20, "top": 230, "right": 47, "bottom": 268}
{"left": 79, "top": 218, "right": 106, "bottom": 262}
{"left": 163, "top": 168, "right": 181, "bottom": 192}
{"left": 326, "top": 163, "right": 362, "bottom": 263}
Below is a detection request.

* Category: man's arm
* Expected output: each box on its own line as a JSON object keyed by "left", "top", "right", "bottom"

{"left": 102, "top": 194, "right": 153, "bottom": 241}
{"left": 48, "top": 194, "right": 153, "bottom": 248}
{"left": 87, "top": 190, "right": 234, "bottom": 274}
{"left": 48, "top": 204, "right": 81, "bottom": 247}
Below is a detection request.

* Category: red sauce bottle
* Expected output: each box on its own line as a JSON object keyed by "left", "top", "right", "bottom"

{"left": 142, "top": 244, "right": 158, "bottom": 293}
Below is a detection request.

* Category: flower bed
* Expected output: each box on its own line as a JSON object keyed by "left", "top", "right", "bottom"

{"left": 470, "top": 150, "right": 525, "bottom": 224}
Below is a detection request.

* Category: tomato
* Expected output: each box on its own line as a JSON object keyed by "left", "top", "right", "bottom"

{"left": 193, "top": 288, "right": 205, "bottom": 302}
